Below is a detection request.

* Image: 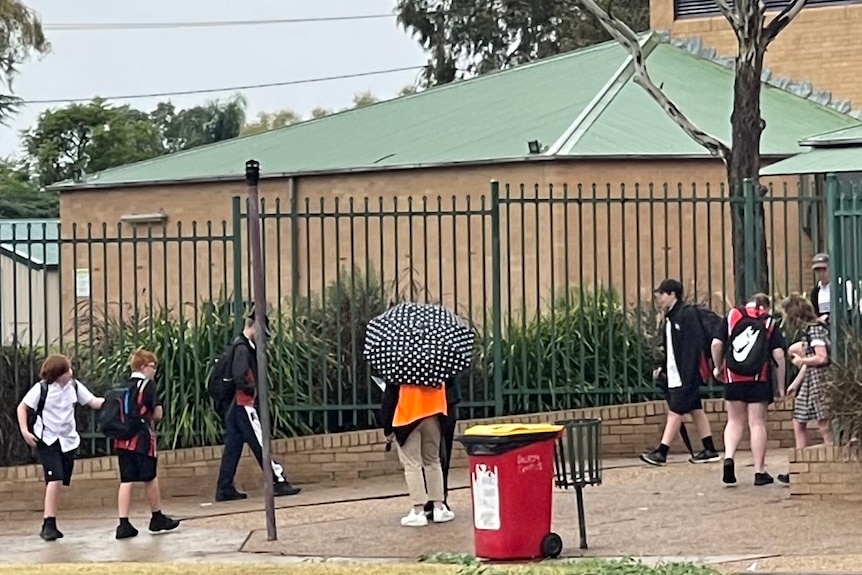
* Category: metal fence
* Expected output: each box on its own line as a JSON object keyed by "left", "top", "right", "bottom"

{"left": 0, "top": 177, "right": 827, "bottom": 463}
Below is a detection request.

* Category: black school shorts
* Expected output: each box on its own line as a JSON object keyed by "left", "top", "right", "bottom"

{"left": 117, "top": 449, "right": 158, "bottom": 484}
{"left": 724, "top": 381, "right": 774, "bottom": 405}
{"left": 37, "top": 441, "right": 76, "bottom": 486}
{"left": 666, "top": 384, "right": 703, "bottom": 415}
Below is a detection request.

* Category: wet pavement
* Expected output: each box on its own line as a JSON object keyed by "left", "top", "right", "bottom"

{"left": 2, "top": 453, "right": 861, "bottom": 571}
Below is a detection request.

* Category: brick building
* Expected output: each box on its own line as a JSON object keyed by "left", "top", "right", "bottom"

{"left": 53, "top": 33, "right": 859, "bottom": 319}
{"left": 652, "top": 0, "right": 862, "bottom": 108}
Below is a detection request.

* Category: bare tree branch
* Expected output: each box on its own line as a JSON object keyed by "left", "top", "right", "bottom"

{"left": 576, "top": 0, "right": 732, "bottom": 164}
{"left": 713, "top": 0, "right": 741, "bottom": 33}
{"left": 762, "top": 0, "right": 808, "bottom": 46}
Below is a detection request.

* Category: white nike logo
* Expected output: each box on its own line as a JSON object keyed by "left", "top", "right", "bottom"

{"left": 732, "top": 326, "right": 759, "bottom": 361}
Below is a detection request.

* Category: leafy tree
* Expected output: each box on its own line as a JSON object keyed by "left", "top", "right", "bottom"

{"left": 578, "top": 0, "right": 808, "bottom": 301}
{"left": 240, "top": 108, "right": 301, "bottom": 136}
{"left": 395, "top": 0, "right": 649, "bottom": 86}
{"left": 0, "top": 158, "right": 56, "bottom": 218}
{"left": 22, "top": 98, "right": 163, "bottom": 187}
{"left": 0, "top": 0, "right": 49, "bottom": 122}
{"left": 152, "top": 94, "right": 247, "bottom": 152}
{"left": 351, "top": 91, "right": 379, "bottom": 108}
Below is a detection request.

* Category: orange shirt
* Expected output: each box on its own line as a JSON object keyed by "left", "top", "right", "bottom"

{"left": 392, "top": 384, "right": 448, "bottom": 428}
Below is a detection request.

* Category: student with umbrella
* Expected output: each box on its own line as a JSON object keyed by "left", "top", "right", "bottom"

{"left": 365, "top": 302, "right": 473, "bottom": 528}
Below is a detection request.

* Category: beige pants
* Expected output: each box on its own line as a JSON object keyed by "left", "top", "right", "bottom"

{"left": 395, "top": 416, "right": 445, "bottom": 505}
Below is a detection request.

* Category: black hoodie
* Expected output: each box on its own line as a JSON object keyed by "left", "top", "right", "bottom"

{"left": 659, "top": 300, "right": 709, "bottom": 387}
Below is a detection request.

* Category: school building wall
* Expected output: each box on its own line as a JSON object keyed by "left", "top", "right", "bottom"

{"left": 650, "top": 0, "right": 862, "bottom": 107}
{"left": 0, "top": 398, "right": 822, "bottom": 518}
{"left": 57, "top": 159, "right": 807, "bottom": 331}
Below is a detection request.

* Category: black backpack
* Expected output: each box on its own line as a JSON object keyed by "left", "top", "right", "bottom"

{"left": 688, "top": 303, "right": 724, "bottom": 356}
{"left": 98, "top": 380, "right": 147, "bottom": 440}
{"left": 725, "top": 308, "right": 773, "bottom": 376}
{"left": 208, "top": 341, "right": 242, "bottom": 412}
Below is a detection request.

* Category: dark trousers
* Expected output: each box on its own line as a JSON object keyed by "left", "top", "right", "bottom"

{"left": 216, "top": 404, "right": 285, "bottom": 493}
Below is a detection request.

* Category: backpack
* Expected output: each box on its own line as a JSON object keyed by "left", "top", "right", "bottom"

{"left": 688, "top": 303, "right": 724, "bottom": 357}
{"left": 724, "top": 307, "right": 775, "bottom": 378}
{"left": 207, "top": 340, "right": 243, "bottom": 412}
{"left": 25, "top": 380, "right": 79, "bottom": 436}
{"left": 98, "top": 380, "right": 147, "bottom": 440}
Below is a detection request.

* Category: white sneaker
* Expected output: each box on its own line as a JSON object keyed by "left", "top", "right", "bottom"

{"left": 400, "top": 509, "right": 428, "bottom": 527}
{"left": 432, "top": 506, "right": 455, "bottom": 523}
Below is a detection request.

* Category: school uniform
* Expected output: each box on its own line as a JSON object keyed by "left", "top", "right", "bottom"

{"left": 115, "top": 373, "right": 158, "bottom": 484}
{"left": 21, "top": 379, "right": 96, "bottom": 486}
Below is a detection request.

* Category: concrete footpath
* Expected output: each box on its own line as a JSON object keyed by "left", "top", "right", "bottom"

{"left": 1, "top": 453, "right": 861, "bottom": 573}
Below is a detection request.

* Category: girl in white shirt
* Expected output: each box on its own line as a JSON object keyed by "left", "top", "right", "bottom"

{"left": 17, "top": 354, "right": 104, "bottom": 542}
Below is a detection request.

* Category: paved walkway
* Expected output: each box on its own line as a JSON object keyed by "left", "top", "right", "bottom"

{"left": 1, "top": 453, "right": 860, "bottom": 572}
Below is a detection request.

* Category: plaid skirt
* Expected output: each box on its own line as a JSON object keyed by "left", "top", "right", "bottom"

{"left": 793, "top": 366, "right": 830, "bottom": 422}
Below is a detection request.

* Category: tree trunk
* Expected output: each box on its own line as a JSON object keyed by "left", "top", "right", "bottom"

{"left": 729, "top": 6, "right": 770, "bottom": 305}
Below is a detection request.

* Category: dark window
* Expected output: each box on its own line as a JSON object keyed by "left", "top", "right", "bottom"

{"left": 674, "top": 0, "right": 862, "bottom": 20}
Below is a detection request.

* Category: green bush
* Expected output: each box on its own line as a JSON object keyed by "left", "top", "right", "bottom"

{"left": 493, "top": 287, "right": 662, "bottom": 414}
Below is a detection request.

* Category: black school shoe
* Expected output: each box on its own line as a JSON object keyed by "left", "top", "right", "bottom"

{"left": 689, "top": 449, "right": 721, "bottom": 463}
{"left": 722, "top": 458, "right": 737, "bottom": 486}
{"left": 640, "top": 449, "right": 667, "bottom": 466}
{"left": 148, "top": 512, "right": 180, "bottom": 533}
{"left": 39, "top": 522, "right": 63, "bottom": 542}
{"left": 754, "top": 472, "right": 775, "bottom": 486}
{"left": 215, "top": 488, "right": 248, "bottom": 502}
{"left": 274, "top": 482, "right": 301, "bottom": 497}
{"left": 116, "top": 522, "right": 139, "bottom": 540}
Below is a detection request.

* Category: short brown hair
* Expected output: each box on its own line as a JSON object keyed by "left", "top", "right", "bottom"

{"left": 751, "top": 292, "right": 771, "bottom": 309}
{"left": 40, "top": 354, "right": 72, "bottom": 383}
{"left": 129, "top": 349, "right": 158, "bottom": 372}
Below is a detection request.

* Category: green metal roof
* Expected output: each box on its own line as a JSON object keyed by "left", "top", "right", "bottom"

{"left": 53, "top": 33, "right": 861, "bottom": 191}
{"left": 0, "top": 219, "right": 60, "bottom": 268}
{"left": 760, "top": 148, "right": 862, "bottom": 176}
{"left": 799, "top": 124, "right": 862, "bottom": 147}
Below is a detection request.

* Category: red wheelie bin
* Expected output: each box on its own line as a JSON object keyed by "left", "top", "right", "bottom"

{"left": 457, "top": 423, "right": 564, "bottom": 560}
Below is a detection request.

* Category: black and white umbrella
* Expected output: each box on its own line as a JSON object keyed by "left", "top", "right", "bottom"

{"left": 363, "top": 302, "right": 474, "bottom": 388}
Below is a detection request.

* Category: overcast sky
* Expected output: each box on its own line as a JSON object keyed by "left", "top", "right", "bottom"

{"left": 0, "top": 0, "right": 427, "bottom": 158}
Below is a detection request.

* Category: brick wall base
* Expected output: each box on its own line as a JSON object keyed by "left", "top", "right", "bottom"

{"left": 789, "top": 444, "right": 862, "bottom": 502}
{"left": 0, "top": 398, "right": 820, "bottom": 514}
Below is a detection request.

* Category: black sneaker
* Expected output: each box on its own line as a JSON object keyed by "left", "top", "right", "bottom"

{"left": 116, "top": 522, "right": 139, "bottom": 540}
{"left": 689, "top": 449, "right": 721, "bottom": 464}
{"left": 39, "top": 523, "right": 62, "bottom": 542}
{"left": 777, "top": 473, "right": 790, "bottom": 484}
{"left": 215, "top": 488, "right": 248, "bottom": 502}
{"left": 273, "top": 482, "right": 301, "bottom": 497}
{"left": 148, "top": 513, "right": 180, "bottom": 534}
{"left": 722, "top": 458, "right": 737, "bottom": 485}
{"left": 754, "top": 472, "right": 775, "bottom": 486}
{"left": 640, "top": 449, "right": 667, "bottom": 466}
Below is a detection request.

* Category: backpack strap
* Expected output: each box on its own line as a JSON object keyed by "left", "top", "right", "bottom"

{"left": 35, "top": 380, "right": 49, "bottom": 419}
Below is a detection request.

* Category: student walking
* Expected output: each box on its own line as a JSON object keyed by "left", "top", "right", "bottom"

{"left": 641, "top": 279, "right": 720, "bottom": 466}
{"left": 16, "top": 354, "right": 105, "bottom": 541}
{"left": 115, "top": 350, "right": 180, "bottom": 539}
{"left": 711, "top": 293, "right": 787, "bottom": 486}
{"left": 214, "top": 316, "right": 301, "bottom": 502}
{"left": 783, "top": 295, "right": 834, "bottom": 445}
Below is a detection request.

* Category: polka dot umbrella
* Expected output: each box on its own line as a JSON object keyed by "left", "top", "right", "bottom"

{"left": 363, "top": 302, "right": 474, "bottom": 388}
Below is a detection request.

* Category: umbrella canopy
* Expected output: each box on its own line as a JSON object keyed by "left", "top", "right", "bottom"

{"left": 363, "top": 302, "right": 474, "bottom": 388}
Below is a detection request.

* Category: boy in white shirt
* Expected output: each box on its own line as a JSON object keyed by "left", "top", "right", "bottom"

{"left": 17, "top": 354, "right": 105, "bottom": 541}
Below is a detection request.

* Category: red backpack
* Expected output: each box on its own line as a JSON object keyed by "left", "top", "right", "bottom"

{"left": 723, "top": 306, "right": 775, "bottom": 384}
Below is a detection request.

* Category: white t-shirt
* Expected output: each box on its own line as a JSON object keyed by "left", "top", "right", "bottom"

{"left": 22, "top": 379, "right": 96, "bottom": 452}
{"left": 665, "top": 319, "right": 683, "bottom": 389}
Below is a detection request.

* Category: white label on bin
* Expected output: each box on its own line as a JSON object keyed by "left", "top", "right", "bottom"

{"left": 472, "top": 463, "right": 501, "bottom": 531}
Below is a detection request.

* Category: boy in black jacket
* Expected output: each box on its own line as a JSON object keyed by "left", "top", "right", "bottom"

{"left": 641, "top": 279, "right": 720, "bottom": 466}
{"left": 214, "top": 316, "right": 301, "bottom": 502}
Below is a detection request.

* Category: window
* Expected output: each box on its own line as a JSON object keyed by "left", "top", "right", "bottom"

{"left": 674, "top": 0, "right": 862, "bottom": 20}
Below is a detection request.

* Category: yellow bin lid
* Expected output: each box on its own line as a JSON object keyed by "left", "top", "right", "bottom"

{"left": 463, "top": 423, "right": 564, "bottom": 437}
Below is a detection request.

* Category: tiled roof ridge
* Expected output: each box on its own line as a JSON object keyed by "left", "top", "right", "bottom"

{"left": 656, "top": 31, "right": 862, "bottom": 119}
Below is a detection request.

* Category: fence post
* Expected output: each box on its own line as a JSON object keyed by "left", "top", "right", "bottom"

{"left": 742, "top": 178, "right": 757, "bottom": 300}
{"left": 231, "top": 195, "right": 244, "bottom": 335}
{"left": 825, "top": 173, "right": 841, "bottom": 351}
{"left": 490, "top": 180, "right": 504, "bottom": 417}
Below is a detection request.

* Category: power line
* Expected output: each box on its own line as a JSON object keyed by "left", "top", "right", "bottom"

{"left": 43, "top": 14, "right": 395, "bottom": 31}
{"left": 19, "top": 65, "right": 426, "bottom": 105}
